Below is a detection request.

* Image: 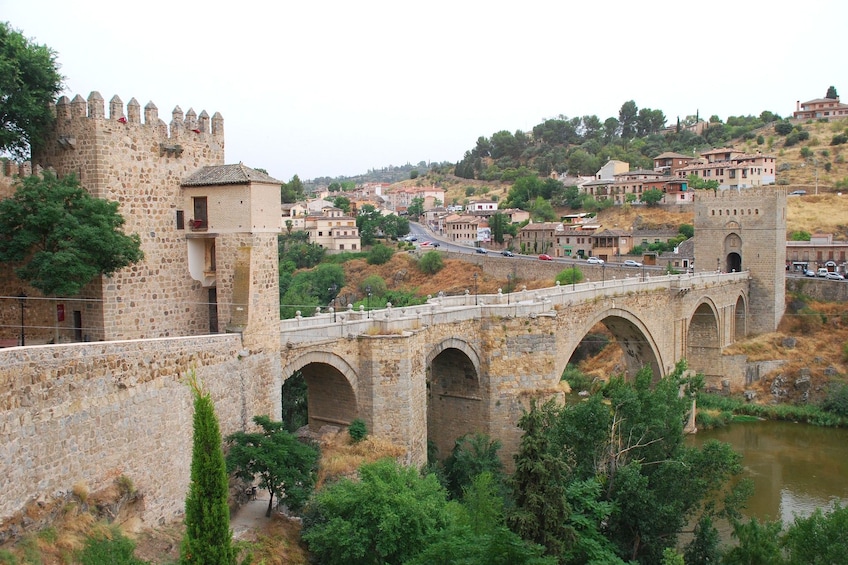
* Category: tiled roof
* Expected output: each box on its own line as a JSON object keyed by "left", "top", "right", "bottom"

{"left": 181, "top": 163, "right": 282, "bottom": 186}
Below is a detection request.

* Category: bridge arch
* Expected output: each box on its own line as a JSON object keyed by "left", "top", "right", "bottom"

{"left": 734, "top": 293, "right": 748, "bottom": 340}
{"left": 687, "top": 298, "right": 721, "bottom": 378}
{"left": 561, "top": 307, "right": 665, "bottom": 382}
{"left": 426, "top": 338, "right": 485, "bottom": 460}
{"left": 281, "top": 351, "right": 359, "bottom": 431}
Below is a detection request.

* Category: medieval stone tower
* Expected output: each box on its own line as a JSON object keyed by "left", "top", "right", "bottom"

{"left": 694, "top": 188, "right": 787, "bottom": 335}
{"left": 26, "top": 91, "right": 281, "bottom": 350}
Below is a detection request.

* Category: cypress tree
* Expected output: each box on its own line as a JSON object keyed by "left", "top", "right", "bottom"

{"left": 180, "top": 371, "right": 235, "bottom": 565}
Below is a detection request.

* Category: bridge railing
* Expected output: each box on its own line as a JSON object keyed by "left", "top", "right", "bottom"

{"left": 279, "top": 270, "right": 748, "bottom": 345}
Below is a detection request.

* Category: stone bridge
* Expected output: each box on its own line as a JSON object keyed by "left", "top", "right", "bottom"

{"left": 279, "top": 270, "right": 749, "bottom": 465}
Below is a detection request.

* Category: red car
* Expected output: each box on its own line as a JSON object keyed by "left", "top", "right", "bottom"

{"left": 538, "top": 254, "right": 553, "bottom": 261}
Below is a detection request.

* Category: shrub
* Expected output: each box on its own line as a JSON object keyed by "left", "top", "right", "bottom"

{"left": 820, "top": 383, "right": 848, "bottom": 418}
{"left": 775, "top": 121, "right": 794, "bottom": 135}
{"left": 367, "top": 243, "right": 393, "bottom": 265}
{"left": 418, "top": 250, "right": 443, "bottom": 275}
{"left": 555, "top": 267, "right": 583, "bottom": 286}
{"left": 784, "top": 132, "right": 800, "bottom": 147}
{"left": 348, "top": 418, "right": 367, "bottom": 442}
{"left": 832, "top": 133, "right": 848, "bottom": 146}
{"left": 78, "top": 526, "right": 147, "bottom": 565}
{"left": 359, "top": 274, "right": 386, "bottom": 297}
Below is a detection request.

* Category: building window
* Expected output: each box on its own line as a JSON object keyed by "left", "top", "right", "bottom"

{"left": 176, "top": 210, "right": 185, "bottom": 230}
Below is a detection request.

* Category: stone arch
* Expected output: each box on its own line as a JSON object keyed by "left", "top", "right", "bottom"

{"left": 687, "top": 299, "right": 721, "bottom": 378}
{"left": 724, "top": 232, "right": 743, "bottom": 272}
{"left": 426, "top": 338, "right": 485, "bottom": 461}
{"left": 734, "top": 293, "right": 747, "bottom": 341}
{"left": 281, "top": 351, "right": 359, "bottom": 431}
{"left": 561, "top": 307, "right": 665, "bottom": 382}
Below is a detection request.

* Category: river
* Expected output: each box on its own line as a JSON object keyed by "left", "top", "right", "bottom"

{"left": 686, "top": 420, "right": 848, "bottom": 526}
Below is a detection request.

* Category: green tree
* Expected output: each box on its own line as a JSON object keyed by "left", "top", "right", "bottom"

{"left": 280, "top": 174, "right": 304, "bottom": 203}
{"left": 226, "top": 415, "right": 319, "bottom": 517}
{"left": 367, "top": 243, "right": 393, "bottom": 265}
{"left": 826, "top": 85, "right": 838, "bottom": 99}
{"left": 555, "top": 267, "right": 583, "bottom": 286}
{"left": 418, "top": 250, "right": 443, "bottom": 275}
{"left": 409, "top": 169, "right": 419, "bottom": 179}
{"left": 0, "top": 22, "right": 64, "bottom": 159}
{"left": 407, "top": 472, "right": 556, "bottom": 565}
{"left": 508, "top": 400, "right": 576, "bottom": 559}
{"left": 721, "top": 518, "right": 784, "bottom": 565}
{"left": 332, "top": 195, "right": 351, "bottom": 213}
{"left": 529, "top": 196, "right": 557, "bottom": 222}
{"left": 0, "top": 172, "right": 144, "bottom": 296}
{"left": 489, "top": 212, "right": 509, "bottom": 244}
{"left": 789, "top": 230, "right": 811, "bottom": 241}
{"left": 619, "top": 100, "right": 639, "bottom": 139}
{"left": 301, "top": 458, "right": 451, "bottom": 565}
{"left": 782, "top": 503, "right": 848, "bottom": 563}
{"left": 687, "top": 174, "right": 720, "bottom": 191}
{"left": 181, "top": 372, "right": 235, "bottom": 565}
{"left": 641, "top": 188, "right": 665, "bottom": 206}
{"left": 407, "top": 196, "right": 425, "bottom": 219}
{"left": 678, "top": 224, "right": 694, "bottom": 239}
{"left": 443, "top": 433, "right": 504, "bottom": 500}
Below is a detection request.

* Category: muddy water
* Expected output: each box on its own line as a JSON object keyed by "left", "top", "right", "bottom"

{"left": 686, "top": 420, "right": 848, "bottom": 524}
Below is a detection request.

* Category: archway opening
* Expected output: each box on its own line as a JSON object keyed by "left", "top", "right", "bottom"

{"left": 427, "top": 347, "right": 483, "bottom": 462}
{"left": 726, "top": 252, "right": 742, "bottom": 272}
{"left": 734, "top": 295, "right": 746, "bottom": 341}
{"left": 687, "top": 303, "right": 721, "bottom": 379}
{"left": 281, "top": 370, "right": 307, "bottom": 432}
{"left": 290, "top": 362, "right": 357, "bottom": 431}
{"left": 564, "top": 316, "right": 661, "bottom": 389}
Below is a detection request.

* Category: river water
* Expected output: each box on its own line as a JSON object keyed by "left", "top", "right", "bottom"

{"left": 686, "top": 420, "right": 848, "bottom": 525}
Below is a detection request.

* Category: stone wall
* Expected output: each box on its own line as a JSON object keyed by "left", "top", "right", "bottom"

{"left": 0, "top": 335, "right": 280, "bottom": 526}
{"left": 0, "top": 92, "right": 226, "bottom": 344}
{"left": 786, "top": 277, "right": 848, "bottom": 302}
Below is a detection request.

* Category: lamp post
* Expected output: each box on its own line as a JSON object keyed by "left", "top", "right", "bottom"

{"left": 366, "top": 285, "right": 372, "bottom": 318}
{"left": 18, "top": 293, "right": 26, "bottom": 346}
{"left": 473, "top": 273, "right": 478, "bottom": 306}
{"left": 328, "top": 283, "right": 338, "bottom": 322}
{"left": 507, "top": 273, "right": 512, "bottom": 305}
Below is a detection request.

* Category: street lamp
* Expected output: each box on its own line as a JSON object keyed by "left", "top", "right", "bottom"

{"left": 328, "top": 283, "right": 338, "bottom": 322}
{"left": 18, "top": 292, "right": 26, "bottom": 346}
{"left": 473, "top": 273, "right": 478, "bottom": 306}
{"left": 366, "top": 285, "right": 372, "bottom": 318}
{"left": 507, "top": 273, "right": 512, "bottom": 305}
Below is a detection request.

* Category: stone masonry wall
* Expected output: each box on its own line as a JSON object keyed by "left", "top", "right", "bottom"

{"left": 0, "top": 335, "right": 279, "bottom": 526}
{"left": 0, "top": 92, "right": 227, "bottom": 343}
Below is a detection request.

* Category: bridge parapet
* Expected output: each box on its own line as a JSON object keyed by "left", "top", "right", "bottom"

{"left": 279, "top": 271, "right": 749, "bottom": 346}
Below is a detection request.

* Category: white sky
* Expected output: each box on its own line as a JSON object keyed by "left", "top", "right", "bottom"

{"left": 3, "top": 0, "right": 845, "bottom": 182}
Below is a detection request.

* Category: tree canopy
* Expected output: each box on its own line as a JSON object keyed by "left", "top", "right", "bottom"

{"left": 226, "top": 415, "right": 319, "bottom": 517}
{"left": 0, "top": 172, "right": 143, "bottom": 296}
{"left": 0, "top": 22, "right": 63, "bottom": 159}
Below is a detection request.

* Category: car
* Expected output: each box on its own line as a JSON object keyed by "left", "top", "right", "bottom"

{"left": 587, "top": 257, "right": 604, "bottom": 264}
{"left": 419, "top": 241, "right": 432, "bottom": 247}
{"left": 403, "top": 235, "right": 417, "bottom": 242}
{"left": 624, "top": 259, "right": 642, "bottom": 267}
{"left": 804, "top": 269, "right": 816, "bottom": 277}
{"left": 538, "top": 254, "right": 553, "bottom": 261}
{"left": 817, "top": 268, "right": 829, "bottom": 277}
{"left": 502, "top": 250, "right": 514, "bottom": 257}
{"left": 475, "top": 247, "right": 487, "bottom": 254}
{"left": 789, "top": 190, "right": 807, "bottom": 196}
{"left": 431, "top": 242, "right": 441, "bottom": 248}
{"left": 825, "top": 272, "right": 845, "bottom": 280}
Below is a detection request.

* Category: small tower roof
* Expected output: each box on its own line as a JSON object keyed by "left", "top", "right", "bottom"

{"left": 181, "top": 163, "right": 281, "bottom": 186}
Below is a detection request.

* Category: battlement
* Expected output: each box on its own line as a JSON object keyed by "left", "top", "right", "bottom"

{"left": 54, "top": 91, "right": 224, "bottom": 141}
{"left": 696, "top": 187, "right": 786, "bottom": 200}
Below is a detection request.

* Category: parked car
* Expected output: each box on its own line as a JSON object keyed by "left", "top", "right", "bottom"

{"left": 825, "top": 272, "right": 845, "bottom": 280}
{"left": 419, "top": 241, "right": 433, "bottom": 247}
{"left": 502, "top": 250, "right": 515, "bottom": 257}
{"left": 817, "top": 268, "right": 829, "bottom": 277}
{"left": 475, "top": 247, "right": 487, "bottom": 254}
{"left": 623, "top": 259, "right": 642, "bottom": 267}
{"left": 587, "top": 257, "right": 604, "bottom": 264}
{"left": 431, "top": 242, "right": 441, "bottom": 247}
{"left": 789, "top": 190, "right": 807, "bottom": 196}
{"left": 804, "top": 269, "right": 816, "bottom": 277}
{"left": 403, "top": 235, "right": 417, "bottom": 242}
{"left": 538, "top": 254, "right": 553, "bottom": 261}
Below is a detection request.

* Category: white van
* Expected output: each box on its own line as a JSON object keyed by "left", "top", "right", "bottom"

{"left": 817, "top": 268, "right": 829, "bottom": 277}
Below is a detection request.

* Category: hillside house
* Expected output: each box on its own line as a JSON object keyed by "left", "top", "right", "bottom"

{"left": 793, "top": 97, "right": 848, "bottom": 121}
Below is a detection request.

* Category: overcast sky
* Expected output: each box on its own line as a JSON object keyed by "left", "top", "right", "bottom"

{"left": 4, "top": 0, "right": 845, "bottom": 182}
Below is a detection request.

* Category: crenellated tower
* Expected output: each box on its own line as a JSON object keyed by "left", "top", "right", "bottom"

{"left": 694, "top": 188, "right": 787, "bottom": 335}
{"left": 9, "top": 90, "right": 280, "bottom": 349}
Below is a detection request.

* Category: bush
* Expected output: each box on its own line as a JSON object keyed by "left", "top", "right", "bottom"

{"left": 555, "top": 267, "right": 583, "bottom": 286}
{"left": 78, "top": 526, "right": 147, "bottom": 565}
{"left": 820, "top": 383, "right": 848, "bottom": 418}
{"left": 832, "top": 133, "right": 848, "bottom": 146}
{"left": 784, "top": 132, "right": 800, "bottom": 147}
{"left": 775, "top": 121, "right": 794, "bottom": 135}
{"left": 418, "top": 250, "right": 443, "bottom": 275}
{"left": 348, "top": 418, "right": 367, "bottom": 442}
{"left": 359, "top": 274, "right": 387, "bottom": 296}
{"left": 367, "top": 243, "right": 393, "bottom": 265}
